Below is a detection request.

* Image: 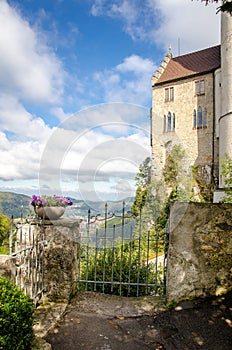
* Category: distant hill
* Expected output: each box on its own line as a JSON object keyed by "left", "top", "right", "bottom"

{"left": 0, "top": 192, "right": 134, "bottom": 219}
{"left": 0, "top": 192, "right": 31, "bottom": 218}
{"left": 65, "top": 197, "right": 134, "bottom": 218}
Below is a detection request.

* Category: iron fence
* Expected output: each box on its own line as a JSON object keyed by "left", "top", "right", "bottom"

{"left": 75, "top": 202, "right": 169, "bottom": 297}
{"left": 9, "top": 216, "right": 47, "bottom": 303}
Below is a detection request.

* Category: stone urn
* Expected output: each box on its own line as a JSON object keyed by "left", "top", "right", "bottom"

{"left": 34, "top": 206, "right": 65, "bottom": 220}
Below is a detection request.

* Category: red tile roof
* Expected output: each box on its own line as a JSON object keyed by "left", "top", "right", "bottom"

{"left": 156, "top": 45, "right": 221, "bottom": 84}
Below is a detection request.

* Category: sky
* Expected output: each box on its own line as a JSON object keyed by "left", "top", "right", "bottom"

{"left": 0, "top": 0, "right": 220, "bottom": 204}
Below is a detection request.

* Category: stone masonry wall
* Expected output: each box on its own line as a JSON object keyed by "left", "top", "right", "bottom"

{"left": 167, "top": 202, "right": 232, "bottom": 302}
{"left": 151, "top": 73, "right": 217, "bottom": 181}
{"left": 0, "top": 218, "right": 81, "bottom": 303}
{"left": 42, "top": 218, "right": 81, "bottom": 302}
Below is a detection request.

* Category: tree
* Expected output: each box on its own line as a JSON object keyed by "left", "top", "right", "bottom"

{"left": 195, "top": 0, "right": 232, "bottom": 15}
{"left": 163, "top": 144, "right": 185, "bottom": 187}
{"left": 134, "top": 157, "right": 151, "bottom": 188}
{"left": 0, "top": 213, "right": 10, "bottom": 247}
{"left": 131, "top": 157, "right": 151, "bottom": 216}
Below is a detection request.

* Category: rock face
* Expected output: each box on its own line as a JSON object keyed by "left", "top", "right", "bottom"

{"left": 167, "top": 202, "right": 232, "bottom": 302}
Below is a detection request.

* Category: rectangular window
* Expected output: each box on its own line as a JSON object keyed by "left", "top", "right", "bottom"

{"left": 165, "top": 87, "right": 174, "bottom": 102}
{"left": 195, "top": 80, "right": 205, "bottom": 95}
{"left": 170, "top": 87, "right": 174, "bottom": 101}
{"left": 165, "top": 88, "right": 169, "bottom": 102}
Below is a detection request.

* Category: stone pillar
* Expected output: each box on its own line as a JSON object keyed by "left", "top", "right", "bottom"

{"left": 42, "top": 218, "right": 81, "bottom": 302}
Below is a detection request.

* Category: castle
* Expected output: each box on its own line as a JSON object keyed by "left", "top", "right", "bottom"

{"left": 150, "top": 11, "right": 232, "bottom": 201}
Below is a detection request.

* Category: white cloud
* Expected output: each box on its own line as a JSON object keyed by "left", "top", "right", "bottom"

{"left": 0, "top": 102, "right": 150, "bottom": 201}
{"left": 116, "top": 55, "right": 154, "bottom": 74}
{"left": 36, "top": 104, "right": 150, "bottom": 199}
{"left": 0, "top": 102, "right": 150, "bottom": 193}
{"left": 50, "top": 107, "right": 73, "bottom": 123}
{"left": 91, "top": 0, "right": 137, "bottom": 23}
{"left": 0, "top": 131, "right": 42, "bottom": 180}
{"left": 91, "top": 0, "right": 151, "bottom": 41}
{"left": 93, "top": 55, "right": 155, "bottom": 104}
{"left": 91, "top": 0, "right": 220, "bottom": 55}
{"left": 0, "top": 0, "right": 64, "bottom": 103}
{"left": 0, "top": 94, "right": 53, "bottom": 142}
{"left": 151, "top": 0, "right": 220, "bottom": 55}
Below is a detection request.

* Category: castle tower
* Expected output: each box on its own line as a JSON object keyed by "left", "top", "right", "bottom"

{"left": 219, "top": 10, "right": 232, "bottom": 187}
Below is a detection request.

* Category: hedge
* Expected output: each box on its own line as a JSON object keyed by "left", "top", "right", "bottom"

{"left": 0, "top": 276, "right": 35, "bottom": 350}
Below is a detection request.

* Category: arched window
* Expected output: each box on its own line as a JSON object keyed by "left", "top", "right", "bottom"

{"left": 193, "top": 109, "right": 197, "bottom": 128}
{"left": 163, "top": 112, "right": 176, "bottom": 133}
{"left": 168, "top": 112, "right": 171, "bottom": 131}
{"left": 198, "top": 106, "right": 202, "bottom": 127}
{"left": 163, "top": 115, "right": 166, "bottom": 132}
{"left": 203, "top": 108, "right": 207, "bottom": 127}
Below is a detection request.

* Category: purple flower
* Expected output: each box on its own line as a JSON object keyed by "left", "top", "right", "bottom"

{"left": 30, "top": 194, "right": 73, "bottom": 207}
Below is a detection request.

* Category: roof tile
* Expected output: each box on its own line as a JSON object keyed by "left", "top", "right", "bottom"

{"left": 156, "top": 45, "right": 221, "bottom": 84}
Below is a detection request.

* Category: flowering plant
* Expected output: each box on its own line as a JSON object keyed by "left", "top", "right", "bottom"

{"left": 30, "top": 195, "right": 73, "bottom": 208}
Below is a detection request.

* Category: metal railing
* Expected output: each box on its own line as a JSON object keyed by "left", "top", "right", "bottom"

{"left": 10, "top": 216, "right": 47, "bottom": 303}
{"left": 75, "top": 202, "right": 169, "bottom": 297}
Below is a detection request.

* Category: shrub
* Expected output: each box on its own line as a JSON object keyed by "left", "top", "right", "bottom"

{"left": 0, "top": 276, "right": 35, "bottom": 350}
{"left": 0, "top": 213, "right": 10, "bottom": 247}
{"left": 221, "top": 154, "right": 232, "bottom": 202}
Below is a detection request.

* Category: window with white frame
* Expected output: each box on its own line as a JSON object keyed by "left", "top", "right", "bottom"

{"left": 195, "top": 80, "right": 205, "bottom": 95}
{"left": 165, "top": 87, "right": 174, "bottom": 102}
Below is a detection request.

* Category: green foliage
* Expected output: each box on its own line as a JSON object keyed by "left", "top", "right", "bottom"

{"left": 221, "top": 154, "right": 232, "bottom": 202}
{"left": 191, "top": 165, "right": 214, "bottom": 202}
{"left": 134, "top": 157, "right": 151, "bottom": 188}
{"left": 162, "top": 144, "right": 211, "bottom": 203}
{"left": 0, "top": 213, "right": 10, "bottom": 247}
{"left": 131, "top": 157, "right": 151, "bottom": 216}
{"left": 79, "top": 157, "right": 169, "bottom": 298}
{"left": 0, "top": 243, "right": 10, "bottom": 255}
{"left": 220, "top": 0, "right": 232, "bottom": 14}
{"left": 131, "top": 145, "right": 192, "bottom": 261}
{"left": 163, "top": 144, "right": 186, "bottom": 186}
{"left": 196, "top": 0, "right": 232, "bottom": 15}
{"left": 0, "top": 276, "right": 35, "bottom": 350}
{"left": 79, "top": 230, "right": 164, "bottom": 297}
{"left": 131, "top": 186, "right": 148, "bottom": 216}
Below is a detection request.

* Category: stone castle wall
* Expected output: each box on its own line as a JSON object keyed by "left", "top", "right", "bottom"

{"left": 151, "top": 72, "right": 218, "bottom": 182}
{"left": 167, "top": 202, "right": 232, "bottom": 302}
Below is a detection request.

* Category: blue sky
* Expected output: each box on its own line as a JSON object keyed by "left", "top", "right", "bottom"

{"left": 0, "top": 0, "right": 220, "bottom": 202}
